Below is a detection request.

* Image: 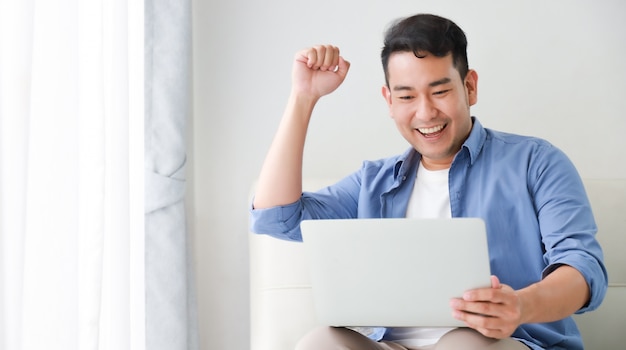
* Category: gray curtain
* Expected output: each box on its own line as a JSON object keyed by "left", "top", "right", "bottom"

{"left": 145, "top": 0, "right": 198, "bottom": 349}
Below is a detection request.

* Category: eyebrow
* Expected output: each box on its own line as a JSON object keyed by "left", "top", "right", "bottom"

{"left": 429, "top": 77, "right": 451, "bottom": 87}
{"left": 392, "top": 77, "right": 452, "bottom": 91}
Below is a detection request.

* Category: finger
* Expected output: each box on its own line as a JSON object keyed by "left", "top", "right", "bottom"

{"left": 491, "top": 275, "right": 502, "bottom": 289}
{"left": 294, "top": 47, "right": 320, "bottom": 68}
{"left": 309, "top": 45, "right": 330, "bottom": 70}
{"left": 462, "top": 313, "right": 516, "bottom": 340}
{"left": 335, "top": 56, "right": 350, "bottom": 78}
{"left": 462, "top": 276, "right": 502, "bottom": 302}
{"left": 451, "top": 298, "right": 491, "bottom": 319}
{"left": 463, "top": 287, "right": 499, "bottom": 303}
{"left": 321, "top": 45, "right": 339, "bottom": 71}
{"left": 461, "top": 300, "right": 499, "bottom": 318}
{"left": 307, "top": 47, "right": 321, "bottom": 69}
{"left": 453, "top": 307, "right": 496, "bottom": 325}
{"left": 294, "top": 47, "right": 317, "bottom": 69}
{"left": 454, "top": 294, "right": 521, "bottom": 325}
{"left": 452, "top": 306, "right": 513, "bottom": 337}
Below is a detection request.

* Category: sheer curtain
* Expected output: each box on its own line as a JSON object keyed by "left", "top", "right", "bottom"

{"left": 0, "top": 0, "right": 145, "bottom": 349}
{"left": 145, "top": 0, "right": 198, "bottom": 349}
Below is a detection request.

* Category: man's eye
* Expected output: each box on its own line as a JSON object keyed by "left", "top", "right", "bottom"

{"left": 398, "top": 95, "right": 414, "bottom": 100}
{"left": 433, "top": 89, "right": 451, "bottom": 96}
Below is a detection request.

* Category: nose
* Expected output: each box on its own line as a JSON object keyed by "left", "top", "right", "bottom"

{"left": 413, "top": 97, "right": 437, "bottom": 121}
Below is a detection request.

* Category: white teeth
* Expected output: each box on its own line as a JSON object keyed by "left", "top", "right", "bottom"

{"left": 418, "top": 125, "right": 444, "bottom": 134}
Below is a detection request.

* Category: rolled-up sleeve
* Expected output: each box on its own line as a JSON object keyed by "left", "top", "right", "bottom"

{"left": 249, "top": 170, "right": 365, "bottom": 241}
{"left": 249, "top": 199, "right": 304, "bottom": 241}
{"left": 533, "top": 145, "right": 608, "bottom": 313}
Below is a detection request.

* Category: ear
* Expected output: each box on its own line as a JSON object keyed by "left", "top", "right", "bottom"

{"left": 465, "top": 69, "right": 478, "bottom": 106}
{"left": 381, "top": 85, "right": 393, "bottom": 117}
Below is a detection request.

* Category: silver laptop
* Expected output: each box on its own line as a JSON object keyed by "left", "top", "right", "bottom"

{"left": 300, "top": 218, "right": 491, "bottom": 328}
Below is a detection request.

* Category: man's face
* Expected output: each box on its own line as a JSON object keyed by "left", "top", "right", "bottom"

{"left": 382, "top": 52, "right": 478, "bottom": 170}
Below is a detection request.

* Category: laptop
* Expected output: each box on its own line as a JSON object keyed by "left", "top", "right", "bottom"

{"left": 300, "top": 218, "right": 491, "bottom": 328}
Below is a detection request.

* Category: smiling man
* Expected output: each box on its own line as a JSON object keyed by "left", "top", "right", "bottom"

{"left": 382, "top": 52, "right": 476, "bottom": 171}
{"left": 250, "top": 14, "right": 607, "bottom": 350}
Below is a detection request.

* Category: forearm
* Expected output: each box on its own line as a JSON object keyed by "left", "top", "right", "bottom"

{"left": 517, "top": 265, "right": 590, "bottom": 324}
{"left": 253, "top": 92, "right": 318, "bottom": 209}
{"left": 254, "top": 45, "right": 349, "bottom": 209}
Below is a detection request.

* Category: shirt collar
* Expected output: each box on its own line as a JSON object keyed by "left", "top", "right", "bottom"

{"left": 461, "top": 117, "right": 487, "bottom": 165}
{"left": 393, "top": 117, "right": 487, "bottom": 179}
{"left": 394, "top": 147, "right": 419, "bottom": 180}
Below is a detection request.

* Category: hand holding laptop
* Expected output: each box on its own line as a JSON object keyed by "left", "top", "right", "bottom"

{"left": 450, "top": 275, "right": 523, "bottom": 339}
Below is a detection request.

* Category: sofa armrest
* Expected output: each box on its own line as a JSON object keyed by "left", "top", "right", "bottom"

{"left": 249, "top": 179, "right": 335, "bottom": 350}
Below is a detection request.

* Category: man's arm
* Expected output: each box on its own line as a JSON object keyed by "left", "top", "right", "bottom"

{"left": 253, "top": 45, "right": 350, "bottom": 209}
{"left": 450, "top": 265, "right": 589, "bottom": 339}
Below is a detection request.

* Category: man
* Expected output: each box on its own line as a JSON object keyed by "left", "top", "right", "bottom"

{"left": 249, "top": 13, "right": 607, "bottom": 350}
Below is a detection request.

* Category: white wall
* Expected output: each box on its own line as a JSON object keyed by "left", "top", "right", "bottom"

{"left": 190, "top": 1, "right": 626, "bottom": 349}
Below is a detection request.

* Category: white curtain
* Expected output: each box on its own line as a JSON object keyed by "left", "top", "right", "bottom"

{"left": 0, "top": 0, "right": 145, "bottom": 349}
{"left": 145, "top": 0, "right": 198, "bottom": 349}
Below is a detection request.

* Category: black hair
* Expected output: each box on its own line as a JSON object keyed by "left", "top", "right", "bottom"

{"left": 381, "top": 14, "right": 469, "bottom": 86}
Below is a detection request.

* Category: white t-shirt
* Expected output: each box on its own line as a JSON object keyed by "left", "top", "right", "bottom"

{"left": 384, "top": 161, "right": 454, "bottom": 349}
{"left": 405, "top": 161, "right": 451, "bottom": 219}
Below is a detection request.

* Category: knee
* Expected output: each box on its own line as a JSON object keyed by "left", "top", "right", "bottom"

{"left": 435, "top": 328, "right": 491, "bottom": 349}
{"left": 435, "top": 328, "right": 524, "bottom": 350}
{"left": 295, "top": 326, "right": 367, "bottom": 350}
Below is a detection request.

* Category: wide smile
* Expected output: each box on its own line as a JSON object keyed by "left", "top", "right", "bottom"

{"left": 416, "top": 124, "right": 447, "bottom": 138}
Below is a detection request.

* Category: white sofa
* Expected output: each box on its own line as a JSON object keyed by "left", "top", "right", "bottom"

{"left": 249, "top": 179, "right": 626, "bottom": 350}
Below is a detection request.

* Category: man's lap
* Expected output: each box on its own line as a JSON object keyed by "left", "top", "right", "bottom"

{"left": 295, "top": 327, "right": 529, "bottom": 350}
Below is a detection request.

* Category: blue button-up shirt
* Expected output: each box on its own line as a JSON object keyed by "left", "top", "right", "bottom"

{"left": 249, "top": 118, "right": 608, "bottom": 350}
